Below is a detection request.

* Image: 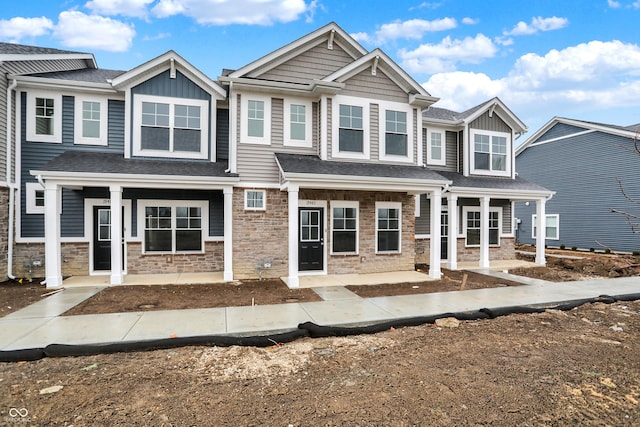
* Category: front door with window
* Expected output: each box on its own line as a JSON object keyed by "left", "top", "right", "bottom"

{"left": 299, "top": 208, "right": 324, "bottom": 271}
{"left": 93, "top": 206, "right": 125, "bottom": 272}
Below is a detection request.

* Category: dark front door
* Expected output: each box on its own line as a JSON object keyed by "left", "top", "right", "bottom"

{"left": 299, "top": 208, "right": 324, "bottom": 271}
{"left": 93, "top": 206, "right": 112, "bottom": 271}
{"left": 441, "top": 210, "right": 448, "bottom": 260}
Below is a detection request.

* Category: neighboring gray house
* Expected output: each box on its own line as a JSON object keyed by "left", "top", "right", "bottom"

{"left": 0, "top": 43, "right": 97, "bottom": 281}
{"left": 515, "top": 117, "right": 640, "bottom": 253}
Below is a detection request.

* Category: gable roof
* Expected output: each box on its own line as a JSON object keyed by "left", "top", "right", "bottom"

{"left": 111, "top": 50, "right": 226, "bottom": 99}
{"left": 516, "top": 117, "right": 640, "bottom": 156}
{"left": 227, "top": 22, "right": 367, "bottom": 79}
{"left": 0, "top": 42, "right": 97, "bottom": 67}
{"left": 20, "top": 68, "right": 125, "bottom": 84}
{"left": 423, "top": 97, "right": 527, "bottom": 133}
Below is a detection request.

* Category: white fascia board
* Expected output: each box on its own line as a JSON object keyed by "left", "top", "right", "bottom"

{"left": 0, "top": 53, "right": 97, "bottom": 68}
{"left": 30, "top": 170, "right": 240, "bottom": 189}
{"left": 12, "top": 76, "right": 120, "bottom": 95}
{"left": 282, "top": 172, "right": 450, "bottom": 193}
{"left": 450, "top": 186, "right": 555, "bottom": 200}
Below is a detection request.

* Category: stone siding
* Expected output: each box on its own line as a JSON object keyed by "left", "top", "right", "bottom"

{"left": 126, "top": 241, "right": 224, "bottom": 274}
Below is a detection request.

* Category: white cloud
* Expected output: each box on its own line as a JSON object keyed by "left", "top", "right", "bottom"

{"left": 350, "top": 32, "right": 371, "bottom": 44}
{"left": 608, "top": 0, "right": 621, "bottom": 7}
{"left": 143, "top": 32, "right": 171, "bottom": 41}
{"left": 399, "top": 34, "right": 497, "bottom": 74}
{"left": 422, "top": 40, "right": 640, "bottom": 131}
{"left": 0, "top": 17, "right": 54, "bottom": 42}
{"left": 85, "top": 0, "right": 154, "bottom": 18}
{"left": 53, "top": 11, "right": 135, "bottom": 52}
{"left": 359, "top": 18, "right": 457, "bottom": 44}
{"left": 461, "top": 17, "right": 478, "bottom": 25}
{"left": 151, "top": 0, "right": 309, "bottom": 25}
{"left": 409, "top": 2, "right": 443, "bottom": 10}
{"left": 633, "top": 0, "right": 640, "bottom": 8}
{"left": 505, "top": 16, "right": 569, "bottom": 36}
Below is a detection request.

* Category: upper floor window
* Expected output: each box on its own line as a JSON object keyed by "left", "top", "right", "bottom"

{"left": 133, "top": 94, "right": 209, "bottom": 159}
{"left": 332, "top": 95, "right": 369, "bottom": 160}
{"left": 385, "top": 110, "right": 407, "bottom": 156}
{"left": 26, "top": 91, "right": 62, "bottom": 143}
{"left": 75, "top": 97, "right": 108, "bottom": 145}
{"left": 241, "top": 94, "right": 271, "bottom": 145}
{"left": 426, "top": 129, "right": 446, "bottom": 166}
{"left": 284, "top": 99, "right": 312, "bottom": 147}
{"left": 471, "top": 129, "right": 510, "bottom": 176}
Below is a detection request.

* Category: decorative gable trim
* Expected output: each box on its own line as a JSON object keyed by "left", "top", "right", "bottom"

{"left": 111, "top": 50, "right": 226, "bottom": 99}
{"left": 227, "top": 22, "right": 367, "bottom": 79}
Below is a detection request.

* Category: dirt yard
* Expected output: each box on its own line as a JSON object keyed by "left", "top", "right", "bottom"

{"left": 1, "top": 300, "right": 639, "bottom": 425}
{"left": 1, "top": 250, "right": 639, "bottom": 425}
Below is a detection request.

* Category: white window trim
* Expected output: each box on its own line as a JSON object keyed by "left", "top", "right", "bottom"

{"left": 332, "top": 95, "right": 370, "bottom": 160}
{"left": 74, "top": 96, "right": 108, "bottom": 146}
{"left": 426, "top": 128, "right": 446, "bottom": 166}
{"left": 132, "top": 94, "right": 209, "bottom": 160}
{"left": 330, "top": 200, "right": 359, "bottom": 255}
{"left": 137, "top": 200, "right": 209, "bottom": 254}
{"left": 379, "top": 101, "right": 414, "bottom": 163}
{"left": 240, "top": 93, "right": 271, "bottom": 145}
{"left": 25, "top": 182, "right": 45, "bottom": 214}
{"left": 470, "top": 129, "right": 511, "bottom": 177}
{"left": 284, "top": 98, "right": 313, "bottom": 148}
{"left": 244, "top": 189, "right": 266, "bottom": 211}
{"left": 532, "top": 214, "right": 560, "bottom": 240}
{"left": 462, "top": 206, "right": 502, "bottom": 247}
{"left": 26, "top": 90, "right": 63, "bottom": 143}
{"left": 375, "top": 201, "right": 402, "bottom": 254}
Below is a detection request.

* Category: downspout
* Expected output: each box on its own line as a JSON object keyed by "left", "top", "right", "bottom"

{"left": 6, "top": 78, "right": 17, "bottom": 279}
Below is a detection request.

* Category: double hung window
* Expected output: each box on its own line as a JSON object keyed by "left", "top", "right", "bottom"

{"left": 331, "top": 202, "right": 358, "bottom": 254}
{"left": 142, "top": 201, "right": 206, "bottom": 253}
{"left": 385, "top": 110, "right": 407, "bottom": 156}
{"left": 376, "top": 202, "right": 401, "bottom": 253}
{"left": 75, "top": 97, "right": 108, "bottom": 145}
{"left": 284, "top": 99, "right": 312, "bottom": 147}
{"left": 426, "top": 129, "right": 445, "bottom": 165}
{"left": 532, "top": 214, "right": 559, "bottom": 240}
{"left": 471, "top": 130, "right": 510, "bottom": 175}
{"left": 339, "top": 104, "right": 363, "bottom": 153}
{"left": 27, "top": 91, "right": 62, "bottom": 143}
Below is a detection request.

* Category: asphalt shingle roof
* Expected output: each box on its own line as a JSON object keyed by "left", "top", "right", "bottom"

{"left": 27, "top": 68, "right": 125, "bottom": 83}
{"left": 275, "top": 153, "right": 448, "bottom": 182}
{"left": 0, "top": 42, "right": 88, "bottom": 56}
{"left": 437, "top": 170, "right": 550, "bottom": 192}
{"left": 35, "top": 152, "right": 237, "bottom": 178}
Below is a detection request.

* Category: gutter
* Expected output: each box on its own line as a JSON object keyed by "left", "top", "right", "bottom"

{"left": 6, "top": 78, "right": 17, "bottom": 279}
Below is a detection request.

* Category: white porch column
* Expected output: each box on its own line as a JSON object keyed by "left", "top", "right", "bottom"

{"left": 44, "top": 182, "right": 62, "bottom": 288}
{"left": 223, "top": 187, "right": 234, "bottom": 281}
{"left": 479, "top": 195, "right": 490, "bottom": 268}
{"left": 109, "top": 186, "right": 124, "bottom": 285}
{"left": 535, "top": 198, "right": 547, "bottom": 265}
{"left": 447, "top": 193, "right": 458, "bottom": 270}
{"left": 287, "top": 185, "right": 300, "bottom": 288}
{"left": 429, "top": 188, "right": 442, "bottom": 278}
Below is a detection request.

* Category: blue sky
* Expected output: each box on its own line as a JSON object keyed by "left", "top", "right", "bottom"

{"left": 2, "top": 0, "right": 639, "bottom": 139}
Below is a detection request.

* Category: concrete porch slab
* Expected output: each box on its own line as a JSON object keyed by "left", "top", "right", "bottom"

{"left": 62, "top": 272, "right": 226, "bottom": 287}
{"left": 284, "top": 270, "right": 433, "bottom": 288}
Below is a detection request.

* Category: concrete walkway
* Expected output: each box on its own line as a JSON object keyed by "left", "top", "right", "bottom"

{"left": 1, "top": 274, "right": 639, "bottom": 352}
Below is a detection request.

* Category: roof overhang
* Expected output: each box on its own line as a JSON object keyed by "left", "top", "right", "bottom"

{"left": 218, "top": 76, "right": 344, "bottom": 97}
{"left": 0, "top": 53, "right": 97, "bottom": 68}
{"left": 449, "top": 185, "right": 555, "bottom": 200}
{"left": 11, "top": 74, "right": 119, "bottom": 94}
{"left": 31, "top": 169, "right": 239, "bottom": 190}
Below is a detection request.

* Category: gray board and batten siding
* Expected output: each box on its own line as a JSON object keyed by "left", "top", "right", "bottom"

{"left": 515, "top": 125, "right": 640, "bottom": 252}
{"left": 421, "top": 130, "right": 459, "bottom": 172}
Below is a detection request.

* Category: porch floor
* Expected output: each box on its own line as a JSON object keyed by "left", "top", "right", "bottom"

{"left": 282, "top": 270, "right": 433, "bottom": 289}
{"left": 62, "top": 272, "right": 225, "bottom": 287}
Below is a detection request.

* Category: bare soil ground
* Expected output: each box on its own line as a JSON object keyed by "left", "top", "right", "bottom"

{"left": 1, "top": 300, "right": 639, "bottom": 425}
{"left": 1, "top": 250, "right": 639, "bottom": 425}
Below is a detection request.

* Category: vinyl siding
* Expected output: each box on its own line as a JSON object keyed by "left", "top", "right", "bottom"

{"left": 236, "top": 94, "right": 318, "bottom": 183}
{"left": 370, "top": 103, "right": 379, "bottom": 160}
{"left": 341, "top": 69, "right": 407, "bottom": 103}
{"left": 422, "top": 129, "right": 458, "bottom": 172}
{"left": 19, "top": 93, "right": 124, "bottom": 238}
{"left": 516, "top": 131, "right": 640, "bottom": 252}
{"left": 469, "top": 111, "right": 511, "bottom": 133}
{"left": 258, "top": 42, "right": 355, "bottom": 83}
{"left": 216, "top": 108, "right": 229, "bottom": 162}
{"left": 535, "top": 123, "right": 588, "bottom": 143}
